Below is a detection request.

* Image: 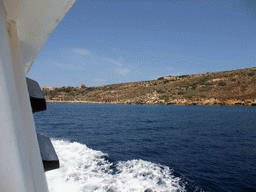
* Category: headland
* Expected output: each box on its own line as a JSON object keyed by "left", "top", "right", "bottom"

{"left": 42, "top": 67, "right": 256, "bottom": 106}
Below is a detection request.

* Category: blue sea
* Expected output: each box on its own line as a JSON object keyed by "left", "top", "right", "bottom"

{"left": 34, "top": 104, "right": 256, "bottom": 192}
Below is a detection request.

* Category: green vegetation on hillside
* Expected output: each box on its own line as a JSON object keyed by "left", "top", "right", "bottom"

{"left": 42, "top": 67, "right": 256, "bottom": 106}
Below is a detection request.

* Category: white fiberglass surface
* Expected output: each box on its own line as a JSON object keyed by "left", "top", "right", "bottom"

{"left": 46, "top": 139, "right": 184, "bottom": 192}
{"left": 3, "top": 0, "right": 76, "bottom": 74}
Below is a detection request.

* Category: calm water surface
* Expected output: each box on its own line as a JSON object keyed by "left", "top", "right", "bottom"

{"left": 34, "top": 104, "right": 256, "bottom": 192}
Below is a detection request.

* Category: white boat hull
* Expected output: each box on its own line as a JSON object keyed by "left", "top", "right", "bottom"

{"left": 0, "top": 0, "right": 76, "bottom": 191}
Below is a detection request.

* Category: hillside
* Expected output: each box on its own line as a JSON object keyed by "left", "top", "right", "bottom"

{"left": 42, "top": 67, "right": 256, "bottom": 106}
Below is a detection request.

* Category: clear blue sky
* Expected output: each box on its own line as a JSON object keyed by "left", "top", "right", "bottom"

{"left": 27, "top": 0, "right": 256, "bottom": 88}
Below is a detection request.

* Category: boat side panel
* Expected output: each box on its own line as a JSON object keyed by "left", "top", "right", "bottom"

{"left": 0, "top": 1, "right": 48, "bottom": 191}
{"left": 3, "top": 0, "right": 76, "bottom": 74}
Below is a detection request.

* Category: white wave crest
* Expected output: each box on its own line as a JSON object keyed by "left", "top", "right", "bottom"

{"left": 46, "top": 139, "right": 185, "bottom": 192}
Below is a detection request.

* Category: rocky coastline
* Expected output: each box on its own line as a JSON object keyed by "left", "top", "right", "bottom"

{"left": 46, "top": 98, "right": 256, "bottom": 107}
{"left": 43, "top": 67, "right": 256, "bottom": 107}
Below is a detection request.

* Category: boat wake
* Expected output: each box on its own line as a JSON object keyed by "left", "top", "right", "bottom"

{"left": 46, "top": 139, "right": 185, "bottom": 192}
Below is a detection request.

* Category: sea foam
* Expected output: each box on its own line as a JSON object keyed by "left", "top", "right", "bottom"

{"left": 46, "top": 139, "right": 185, "bottom": 192}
